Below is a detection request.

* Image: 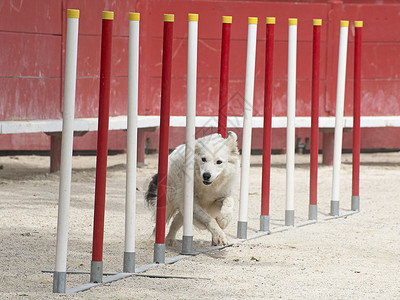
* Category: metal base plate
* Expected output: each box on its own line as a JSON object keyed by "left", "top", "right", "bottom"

{"left": 309, "top": 205, "right": 318, "bottom": 221}
{"left": 90, "top": 260, "right": 103, "bottom": 283}
{"left": 237, "top": 221, "right": 247, "bottom": 239}
{"left": 181, "top": 235, "right": 195, "bottom": 255}
{"left": 285, "top": 210, "right": 294, "bottom": 226}
{"left": 260, "top": 215, "right": 270, "bottom": 232}
{"left": 330, "top": 200, "right": 339, "bottom": 216}
{"left": 154, "top": 243, "right": 165, "bottom": 263}
{"left": 352, "top": 195, "right": 360, "bottom": 211}
{"left": 123, "top": 252, "right": 135, "bottom": 273}
{"left": 53, "top": 271, "right": 66, "bottom": 293}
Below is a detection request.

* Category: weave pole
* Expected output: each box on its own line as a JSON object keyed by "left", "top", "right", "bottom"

{"left": 182, "top": 13, "right": 198, "bottom": 255}
{"left": 285, "top": 18, "right": 297, "bottom": 226}
{"left": 218, "top": 16, "right": 232, "bottom": 138}
{"left": 309, "top": 19, "right": 322, "bottom": 221}
{"left": 123, "top": 12, "right": 140, "bottom": 273}
{"left": 53, "top": 9, "right": 79, "bottom": 293}
{"left": 260, "top": 17, "right": 275, "bottom": 232}
{"left": 330, "top": 20, "right": 349, "bottom": 216}
{"left": 237, "top": 17, "right": 258, "bottom": 239}
{"left": 352, "top": 21, "right": 363, "bottom": 212}
{"left": 90, "top": 11, "right": 113, "bottom": 283}
{"left": 154, "top": 14, "right": 174, "bottom": 264}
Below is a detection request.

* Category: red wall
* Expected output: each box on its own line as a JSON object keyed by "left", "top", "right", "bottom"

{"left": 1, "top": 0, "right": 399, "bottom": 151}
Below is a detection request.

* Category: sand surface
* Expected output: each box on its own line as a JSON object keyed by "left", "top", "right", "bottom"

{"left": 0, "top": 151, "right": 399, "bottom": 299}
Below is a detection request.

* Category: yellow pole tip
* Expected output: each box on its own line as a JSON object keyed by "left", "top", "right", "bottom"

{"left": 266, "top": 17, "right": 276, "bottom": 24}
{"left": 340, "top": 20, "right": 349, "bottom": 27}
{"left": 222, "top": 16, "right": 232, "bottom": 24}
{"left": 129, "top": 12, "right": 140, "bottom": 21}
{"left": 102, "top": 11, "right": 114, "bottom": 20}
{"left": 248, "top": 17, "right": 258, "bottom": 25}
{"left": 164, "top": 14, "right": 174, "bottom": 22}
{"left": 67, "top": 9, "right": 79, "bottom": 19}
{"left": 188, "top": 13, "right": 198, "bottom": 22}
{"left": 354, "top": 21, "right": 363, "bottom": 28}
{"left": 313, "top": 19, "right": 322, "bottom": 26}
{"left": 289, "top": 18, "right": 298, "bottom": 25}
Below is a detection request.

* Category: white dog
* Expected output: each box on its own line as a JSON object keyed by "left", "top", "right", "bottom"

{"left": 145, "top": 132, "right": 239, "bottom": 246}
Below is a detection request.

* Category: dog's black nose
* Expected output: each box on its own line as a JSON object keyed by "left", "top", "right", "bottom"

{"left": 203, "top": 172, "right": 211, "bottom": 181}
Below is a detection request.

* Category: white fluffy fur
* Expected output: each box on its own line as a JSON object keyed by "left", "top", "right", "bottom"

{"left": 147, "top": 132, "right": 240, "bottom": 246}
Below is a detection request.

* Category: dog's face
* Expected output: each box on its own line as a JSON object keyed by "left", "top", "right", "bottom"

{"left": 194, "top": 132, "right": 239, "bottom": 186}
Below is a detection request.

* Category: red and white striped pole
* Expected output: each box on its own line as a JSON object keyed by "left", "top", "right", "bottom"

{"left": 90, "top": 11, "right": 113, "bottom": 283}
{"left": 309, "top": 19, "right": 321, "bottom": 221}
{"left": 154, "top": 14, "right": 174, "bottom": 264}
{"left": 352, "top": 21, "right": 363, "bottom": 212}
{"left": 218, "top": 16, "right": 232, "bottom": 138}
{"left": 260, "top": 17, "right": 275, "bottom": 232}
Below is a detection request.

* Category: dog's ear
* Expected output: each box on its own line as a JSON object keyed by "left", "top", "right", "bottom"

{"left": 226, "top": 131, "right": 239, "bottom": 157}
{"left": 227, "top": 131, "right": 237, "bottom": 140}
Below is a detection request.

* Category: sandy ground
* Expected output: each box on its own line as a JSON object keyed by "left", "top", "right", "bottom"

{"left": 0, "top": 150, "right": 400, "bottom": 299}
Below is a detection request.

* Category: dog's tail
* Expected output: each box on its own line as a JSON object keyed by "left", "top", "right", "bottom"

{"left": 145, "top": 174, "right": 158, "bottom": 207}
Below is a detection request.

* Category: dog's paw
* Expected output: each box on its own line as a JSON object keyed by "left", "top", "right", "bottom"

{"left": 166, "top": 237, "right": 177, "bottom": 247}
{"left": 216, "top": 214, "right": 231, "bottom": 230}
{"left": 211, "top": 232, "right": 228, "bottom": 246}
{"left": 216, "top": 198, "right": 234, "bottom": 229}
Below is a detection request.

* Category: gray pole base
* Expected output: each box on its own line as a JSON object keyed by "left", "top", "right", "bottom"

{"left": 181, "top": 235, "right": 195, "bottom": 255}
{"left": 237, "top": 221, "right": 247, "bottom": 239}
{"left": 330, "top": 200, "right": 340, "bottom": 216}
{"left": 351, "top": 195, "right": 360, "bottom": 211}
{"left": 90, "top": 260, "right": 103, "bottom": 283}
{"left": 259, "top": 215, "right": 270, "bottom": 233}
{"left": 308, "top": 205, "right": 318, "bottom": 221}
{"left": 154, "top": 243, "right": 165, "bottom": 264}
{"left": 53, "top": 271, "right": 66, "bottom": 293}
{"left": 285, "top": 210, "right": 295, "bottom": 226}
{"left": 123, "top": 251, "right": 135, "bottom": 273}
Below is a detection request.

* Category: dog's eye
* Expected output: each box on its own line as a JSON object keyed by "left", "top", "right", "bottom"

{"left": 216, "top": 160, "right": 223, "bottom": 165}
{"left": 201, "top": 157, "right": 207, "bottom": 162}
